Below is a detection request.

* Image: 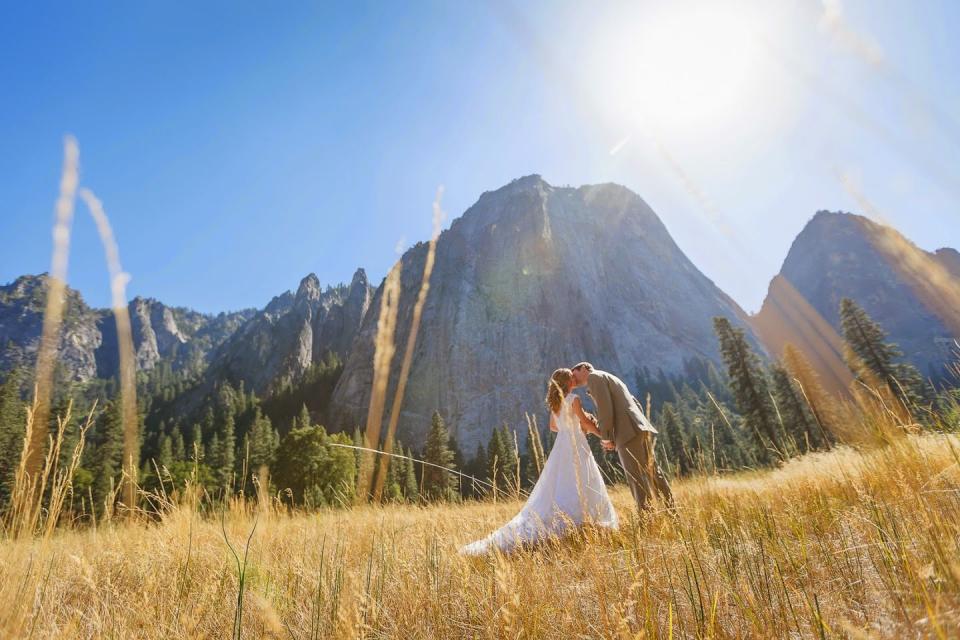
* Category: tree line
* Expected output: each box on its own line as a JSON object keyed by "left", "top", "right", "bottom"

{"left": 0, "top": 297, "right": 955, "bottom": 517}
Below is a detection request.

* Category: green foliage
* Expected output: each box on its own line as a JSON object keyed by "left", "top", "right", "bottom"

{"left": 261, "top": 355, "right": 342, "bottom": 433}
{"left": 272, "top": 425, "right": 355, "bottom": 507}
{"left": 0, "top": 369, "right": 25, "bottom": 505}
{"left": 770, "top": 363, "right": 823, "bottom": 453}
{"left": 839, "top": 297, "right": 927, "bottom": 410}
{"left": 713, "top": 316, "right": 781, "bottom": 464}
{"left": 402, "top": 446, "right": 419, "bottom": 501}
{"left": 660, "top": 403, "right": 691, "bottom": 476}
{"left": 422, "top": 411, "right": 457, "bottom": 502}
{"left": 90, "top": 400, "right": 124, "bottom": 509}
{"left": 486, "top": 425, "right": 519, "bottom": 495}
{"left": 463, "top": 443, "right": 489, "bottom": 498}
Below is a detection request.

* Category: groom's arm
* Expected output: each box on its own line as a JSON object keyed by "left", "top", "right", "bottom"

{"left": 587, "top": 373, "right": 615, "bottom": 442}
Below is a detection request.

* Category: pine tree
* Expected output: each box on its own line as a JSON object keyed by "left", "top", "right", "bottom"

{"left": 296, "top": 404, "right": 312, "bottom": 430}
{"left": 661, "top": 403, "right": 691, "bottom": 476}
{"left": 0, "top": 370, "right": 25, "bottom": 504}
{"left": 190, "top": 423, "right": 204, "bottom": 461}
{"left": 381, "top": 454, "right": 402, "bottom": 502}
{"left": 422, "top": 411, "right": 456, "bottom": 501}
{"left": 465, "top": 443, "right": 489, "bottom": 498}
{"left": 782, "top": 344, "right": 837, "bottom": 448}
{"left": 247, "top": 408, "right": 278, "bottom": 470}
{"left": 402, "top": 446, "right": 419, "bottom": 502}
{"left": 157, "top": 435, "right": 173, "bottom": 469}
{"left": 486, "top": 428, "right": 506, "bottom": 494}
{"left": 524, "top": 420, "right": 546, "bottom": 486}
{"left": 839, "top": 298, "right": 926, "bottom": 411}
{"left": 697, "top": 394, "right": 746, "bottom": 470}
{"left": 713, "top": 316, "right": 781, "bottom": 463}
{"left": 213, "top": 407, "right": 236, "bottom": 489}
{"left": 171, "top": 427, "right": 186, "bottom": 461}
{"left": 771, "top": 363, "right": 821, "bottom": 453}
{"left": 486, "top": 425, "right": 520, "bottom": 495}
{"left": 352, "top": 426, "right": 364, "bottom": 474}
{"left": 92, "top": 401, "right": 124, "bottom": 508}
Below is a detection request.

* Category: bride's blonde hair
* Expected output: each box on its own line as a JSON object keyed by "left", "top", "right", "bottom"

{"left": 545, "top": 368, "right": 573, "bottom": 414}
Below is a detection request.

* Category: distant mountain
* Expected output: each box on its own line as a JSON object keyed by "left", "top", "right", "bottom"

{"left": 330, "top": 175, "right": 758, "bottom": 450}
{"left": 10, "top": 188, "right": 956, "bottom": 453}
{"left": 753, "top": 211, "right": 960, "bottom": 388}
{"left": 202, "top": 269, "right": 372, "bottom": 395}
{"left": 96, "top": 297, "right": 255, "bottom": 379}
{"left": 0, "top": 275, "right": 103, "bottom": 382}
{"left": 0, "top": 274, "right": 255, "bottom": 383}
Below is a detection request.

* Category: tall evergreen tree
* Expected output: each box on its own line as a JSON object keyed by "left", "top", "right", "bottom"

{"left": 171, "top": 427, "right": 186, "bottom": 461}
{"left": 782, "top": 344, "right": 837, "bottom": 448}
{"left": 697, "top": 393, "right": 746, "bottom": 470}
{"left": 661, "top": 403, "right": 691, "bottom": 476}
{"left": 213, "top": 407, "right": 236, "bottom": 489}
{"left": 0, "top": 370, "right": 25, "bottom": 504}
{"left": 524, "top": 420, "right": 546, "bottom": 486}
{"left": 422, "top": 411, "right": 457, "bottom": 501}
{"left": 190, "top": 423, "right": 204, "bottom": 461}
{"left": 246, "top": 408, "right": 278, "bottom": 470}
{"left": 839, "top": 298, "right": 926, "bottom": 410}
{"left": 402, "top": 445, "right": 419, "bottom": 502}
{"left": 352, "top": 426, "right": 364, "bottom": 475}
{"left": 157, "top": 435, "right": 173, "bottom": 470}
{"left": 713, "top": 316, "right": 781, "bottom": 463}
{"left": 465, "top": 443, "right": 489, "bottom": 498}
{"left": 381, "top": 454, "right": 403, "bottom": 502}
{"left": 295, "top": 404, "right": 312, "bottom": 430}
{"left": 771, "top": 363, "right": 822, "bottom": 453}
{"left": 92, "top": 401, "right": 124, "bottom": 508}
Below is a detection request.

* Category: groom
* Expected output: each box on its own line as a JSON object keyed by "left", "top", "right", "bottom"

{"left": 571, "top": 362, "right": 674, "bottom": 514}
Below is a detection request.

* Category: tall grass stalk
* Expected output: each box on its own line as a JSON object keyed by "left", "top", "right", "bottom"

{"left": 356, "top": 262, "right": 402, "bottom": 502}
{"left": 78, "top": 187, "right": 139, "bottom": 511}
{"left": 373, "top": 187, "right": 444, "bottom": 502}
{"left": 26, "top": 136, "right": 79, "bottom": 478}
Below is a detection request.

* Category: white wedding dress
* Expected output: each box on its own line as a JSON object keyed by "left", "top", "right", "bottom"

{"left": 459, "top": 393, "right": 618, "bottom": 555}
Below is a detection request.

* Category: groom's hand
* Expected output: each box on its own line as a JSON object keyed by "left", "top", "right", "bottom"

{"left": 601, "top": 439, "right": 616, "bottom": 451}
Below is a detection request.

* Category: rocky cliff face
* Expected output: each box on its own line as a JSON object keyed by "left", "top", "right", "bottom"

{"left": 0, "top": 274, "right": 255, "bottom": 382}
{"left": 753, "top": 211, "right": 960, "bottom": 381}
{"left": 204, "top": 269, "right": 372, "bottom": 394}
{"left": 330, "top": 175, "right": 757, "bottom": 450}
{"left": 0, "top": 275, "right": 102, "bottom": 382}
{"left": 95, "top": 297, "right": 255, "bottom": 378}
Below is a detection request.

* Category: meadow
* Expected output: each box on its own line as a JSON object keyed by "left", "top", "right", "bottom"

{"left": 2, "top": 432, "right": 959, "bottom": 639}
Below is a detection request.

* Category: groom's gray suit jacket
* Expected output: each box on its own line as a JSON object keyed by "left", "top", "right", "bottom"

{"left": 586, "top": 370, "right": 657, "bottom": 448}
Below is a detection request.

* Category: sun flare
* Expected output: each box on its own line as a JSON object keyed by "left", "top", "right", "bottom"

{"left": 589, "top": 4, "right": 774, "bottom": 136}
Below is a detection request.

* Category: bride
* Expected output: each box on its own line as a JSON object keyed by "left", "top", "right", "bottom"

{"left": 459, "top": 368, "right": 618, "bottom": 555}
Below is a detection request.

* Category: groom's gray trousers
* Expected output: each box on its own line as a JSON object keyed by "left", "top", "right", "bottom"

{"left": 617, "top": 433, "right": 674, "bottom": 513}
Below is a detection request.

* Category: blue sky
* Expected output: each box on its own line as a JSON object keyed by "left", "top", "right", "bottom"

{"left": 1, "top": 1, "right": 958, "bottom": 314}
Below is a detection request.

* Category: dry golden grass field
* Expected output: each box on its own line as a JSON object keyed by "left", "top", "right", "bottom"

{"left": 2, "top": 434, "right": 959, "bottom": 639}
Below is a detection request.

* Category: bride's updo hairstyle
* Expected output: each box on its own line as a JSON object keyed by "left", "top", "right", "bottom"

{"left": 546, "top": 368, "right": 573, "bottom": 414}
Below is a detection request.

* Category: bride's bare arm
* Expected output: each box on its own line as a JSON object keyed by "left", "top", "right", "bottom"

{"left": 549, "top": 413, "right": 558, "bottom": 432}
{"left": 573, "top": 396, "right": 601, "bottom": 437}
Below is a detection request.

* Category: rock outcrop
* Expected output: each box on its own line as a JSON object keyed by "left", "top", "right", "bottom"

{"left": 330, "top": 175, "right": 758, "bottom": 450}
{"left": 752, "top": 211, "right": 960, "bottom": 384}
{"left": 0, "top": 275, "right": 102, "bottom": 382}
{"left": 204, "top": 269, "right": 372, "bottom": 394}
{"left": 0, "top": 274, "right": 255, "bottom": 382}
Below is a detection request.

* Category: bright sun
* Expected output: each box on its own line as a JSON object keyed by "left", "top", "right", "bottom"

{"left": 589, "top": 4, "right": 769, "bottom": 136}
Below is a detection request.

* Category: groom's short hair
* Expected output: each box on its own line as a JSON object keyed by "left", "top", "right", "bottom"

{"left": 573, "top": 362, "right": 594, "bottom": 372}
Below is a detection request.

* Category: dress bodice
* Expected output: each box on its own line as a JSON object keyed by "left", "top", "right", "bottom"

{"left": 553, "top": 393, "right": 579, "bottom": 433}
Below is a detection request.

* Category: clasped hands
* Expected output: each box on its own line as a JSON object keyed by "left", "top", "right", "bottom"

{"left": 584, "top": 412, "right": 617, "bottom": 452}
